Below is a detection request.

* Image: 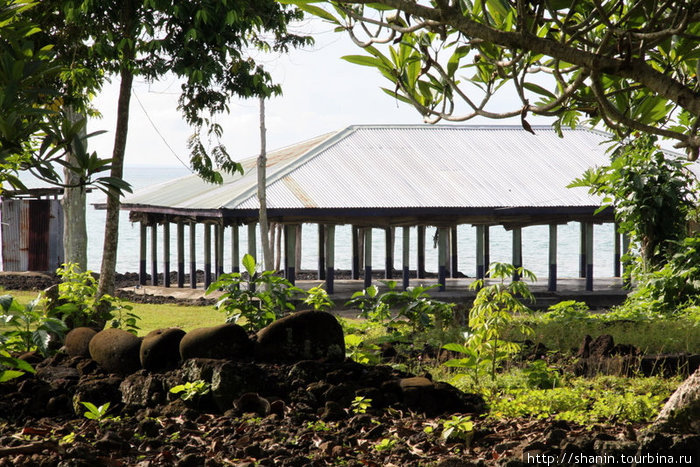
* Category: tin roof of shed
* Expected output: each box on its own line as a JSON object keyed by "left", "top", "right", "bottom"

{"left": 123, "top": 125, "right": 616, "bottom": 214}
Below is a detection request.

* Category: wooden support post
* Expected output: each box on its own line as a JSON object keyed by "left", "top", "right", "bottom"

{"left": 213, "top": 224, "right": 220, "bottom": 281}
{"left": 217, "top": 224, "right": 224, "bottom": 278}
{"left": 585, "top": 222, "right": 594, "bottom": 291}
{"left": 318, "top": 224, "right": 326, "bottom": 280}
{"left": 231, "top": 224, "right": 240, "bottom": 273}
{"left": 614, "top": 223, "right": 621, "bottom": 277}
{"left": 247, "top": 223, "right": 257, "bottom": 262}
{"left": 248, "top": 222, "right": 257, "bottom": 292}
{"left": 438, "top": 227, "right": 447, "bottom": 291}
{"left": 139, "top": 222, "right": 147, "bottom": 286}
{"left": 476, "top": 225, "right": 485, "bottom": 279}
{"left": 351, "top": 226, "right": 360, "bottom": 280}
{"left": 163, "top": 221, "right": 170, "bottom": 287}
{"left": 512, "top": 227, "right": 522, "bottom": 281}
{"left": 150, "top": 224, "right": 158, "bottom": 286}
{"left": 579, "top": 222, "right": 587, "bottom": 278}
{"left": 284, "top": 224, "right": 297, "bottom": 284}
{"left": 484, "top": 226, "right": 490, "bottom": 277}
{"left": 204, "top": 223, "right": 211, "bottom": 289}
{"left": 402, "top": 227, "right": 410, "bottom": 290}
{"left": 177, "top": 222, "right": 184, "bottom": 288}
{"left": 385, "top": 227, "right": 394, "bottom": 279}
{"left": 295, "top": 224, "right": 302, "bottom": 272}
{"left": 325, "top": 225, "right": 335, "bottom": 294}
{"left": 189, "top": 222, "right": 196, "bottom": 289}
{"left": 364, "top": 228, "right": 373, "bottom": 288}
{"left": 450, "top": 226, "right": 459, "bottom": 278}
{"left": 622, "top": 234, "right": 631, "bottom": 287}
{"left": 548, "top": 224, "right": 557, "bottom": 291}
{"left": 417, "top": 225, "right": 426, "bottom": 279}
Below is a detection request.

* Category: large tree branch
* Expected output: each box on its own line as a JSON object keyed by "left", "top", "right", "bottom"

{"left": 337, "top": 0, "right": 700, "bottom": 119}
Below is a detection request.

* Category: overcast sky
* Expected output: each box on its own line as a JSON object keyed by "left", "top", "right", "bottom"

{"left": 87, "top": 18, "right": 552, "bottom": 168}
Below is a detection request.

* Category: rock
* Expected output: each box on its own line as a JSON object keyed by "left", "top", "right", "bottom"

{"left": 64, "top": 327, "right": 98, "bottom": 357}
{"left": 180, "top": 359, "right": 280, "bottom": 412}
{"left": 320, "top": 401, "right": 345, "bottom": 422}
{"left": 179, "top": 323, "right": 252, "bottom": 361}
{"left": 655, "top": 366, "right": 700, "bottom": 433}
{"left": 140, "top": 328, "right": 186, "bottom": 371}
{"left": 120, "top": 371, "right": 170, "bottom": 408}
{"left": 89, "top": 328, "right": 142, "bottom": 375}
{"left": 72, "top": 375, "right": 123, "bottom": 416}
{"left": 234, "top": 393, "right": 270, "bottom": 416}
{"left": 382, "top": 377, "right": 486, "bottom": 416}
{"left": 589, "top": 334, "right": 615, "bottom": 358}
{"left": 255, "top": 310, "right": 345, "bottom": 363}
{"left": 576, "top": 334, "right": 592, "bottom": 358}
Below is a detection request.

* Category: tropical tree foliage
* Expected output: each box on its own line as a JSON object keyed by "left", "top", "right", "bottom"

{"left": 29, "top": 1, "right": 312, "bottom": 298}
{"left": 570, "top": 134, "right": 698, "bottom": 269}
{"left": 0, "top": 0, "right": 120, "bottom": 194}
{"left": 285, "top": 0, "right": 700, "bottom": 158}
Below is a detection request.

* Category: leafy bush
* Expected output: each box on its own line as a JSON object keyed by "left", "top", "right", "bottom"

{"left": 523, "top": 360, "right": 560, "bottom": 390}
{"left": 47, "top": 263, "right": 124, "bottom": 329}
{"left": 542, "top": 300, "right": 592, "bottom": 323}
{"left": 304, "top": 285, "right": 334, "bottom": 311}
{"left": 346, "top": 281, "right": 454, "bottom": 333}
{"left": 614, "top": 235, "right": 700, "bottom": 317}
{"left": 570, "top": 134, "right": 698, "bottom": 269}
{"left": 207, "top": 254, "right": 304, "bottom": 331}
{"left": 0, "top": 294, "right": 67, "bottom": 357}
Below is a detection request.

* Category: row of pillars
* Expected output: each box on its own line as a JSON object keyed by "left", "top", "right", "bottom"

{"left": 138, "top": 221, "right": 629, "bottom": 293}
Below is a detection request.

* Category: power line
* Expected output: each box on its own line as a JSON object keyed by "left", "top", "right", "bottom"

{"left": 132, "top": 90, "right": 194, "bottom": 173}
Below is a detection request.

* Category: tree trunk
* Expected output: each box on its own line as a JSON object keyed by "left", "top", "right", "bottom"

{"left": 96, "top": 65, "right": 133, "bottom": 300}
{"left": 257, "top": 97, "right": 273, "bottom": 271}
{"left": 62, "top": 107, "right": 88, "bottom": 271}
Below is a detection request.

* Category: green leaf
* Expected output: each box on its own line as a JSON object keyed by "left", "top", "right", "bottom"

{"left": 523, "top": 82, "right": 556, "bottom": 99}
{"left": 242, "top": 253, "right": 256, "bottom": 276}
{"left": 280, "top": 1, "right": 340, "bottom": 24}
{"left": 0, "top": 370, "right": 25, "bottom": 383}
{"left": 342, "top": 54, "right": 383, "bottom": 68}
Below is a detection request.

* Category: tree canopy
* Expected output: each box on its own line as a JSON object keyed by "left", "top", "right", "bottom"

{"left": 0, "top": 0, "right": 125, "bottom": 195}
{"left": 285, "top": 0, "right": 700, "bottom": 157}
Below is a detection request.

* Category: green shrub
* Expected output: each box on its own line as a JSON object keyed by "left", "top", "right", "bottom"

{"left": 207, "top": 254, "right": 304, "bottom": 331}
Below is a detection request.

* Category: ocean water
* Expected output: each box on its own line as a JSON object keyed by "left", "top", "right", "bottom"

{"left": 6, "top": 166, "right": 616, "bottom": 277}
{"left": 79, "top": 167, "right": 616, "bottom": 279}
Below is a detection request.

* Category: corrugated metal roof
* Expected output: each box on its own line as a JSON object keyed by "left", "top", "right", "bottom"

{"left": 120, "top": 124, "right": 670, "bottom": 212}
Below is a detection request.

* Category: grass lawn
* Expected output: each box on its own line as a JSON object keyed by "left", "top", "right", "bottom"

{"left": 130, "top": 302, "right": 223, "bottom": 335}
{"left": 0, "top": 289, "right": 223, "bottom": 336}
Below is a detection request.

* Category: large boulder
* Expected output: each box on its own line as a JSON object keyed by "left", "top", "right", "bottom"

{"left": 64, "top": 327, "right": 98, "bottom": 357}
{"left": 88, "top": 328, "right": 142, "bottom": 375}
{"left": 255, "top": 310, "right": 345, "bottom": 363}
{"left": 655, "top": 367, "right": 700, "bottom": 433}
{"left": 179, "top": 323, "right": 252, "bottom": 361}
{"left": 140, "top": 328, "right": 186, "bottom": 371}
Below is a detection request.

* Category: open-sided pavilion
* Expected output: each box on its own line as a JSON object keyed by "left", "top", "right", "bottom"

{"left": 119, "top": 124, "right": 623, "bottom": 293}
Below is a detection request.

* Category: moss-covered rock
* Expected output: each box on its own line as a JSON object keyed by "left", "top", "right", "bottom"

{"left": 255, "top": 310, "right": 345, "bottom": 363}
{"left": 140, "top": 328, "right": 186, "bottom": 371}
{"left": 179, "top": 323, "right": 252, "bottom": 361}
{"left": 88, "top": 328, "right": 142, "bottom": 375}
